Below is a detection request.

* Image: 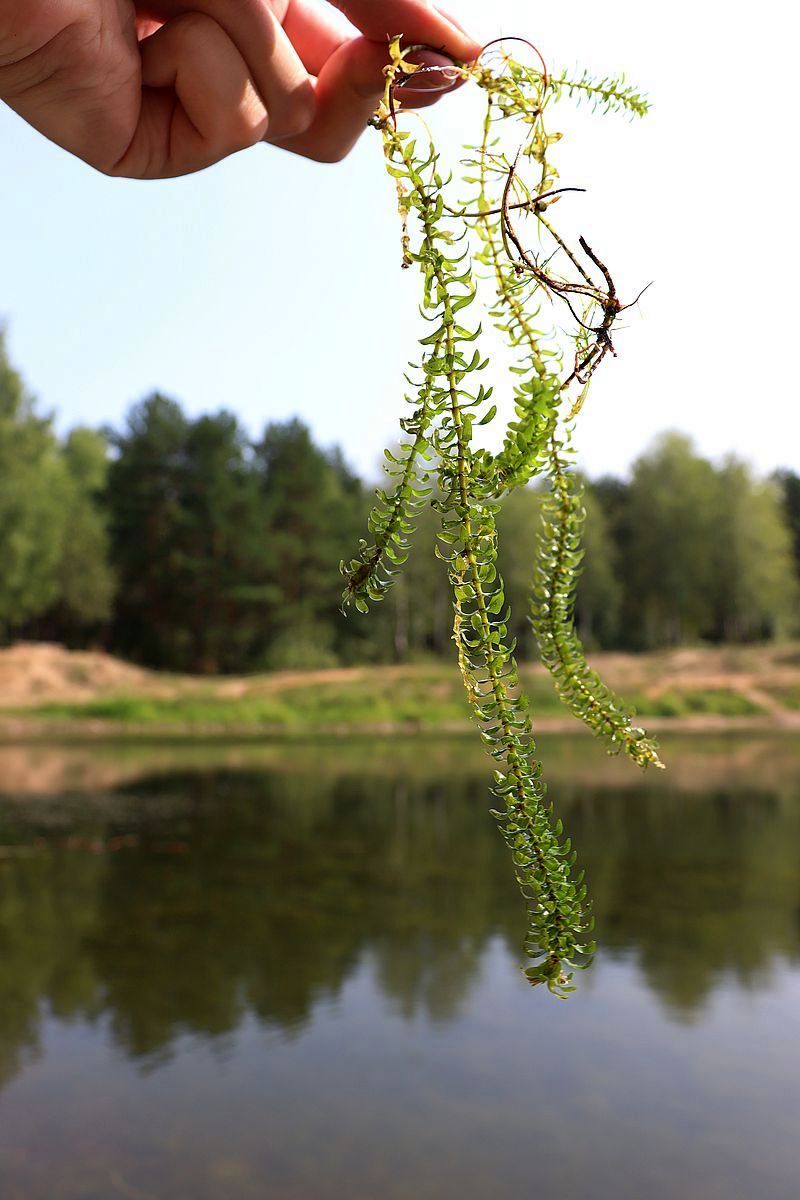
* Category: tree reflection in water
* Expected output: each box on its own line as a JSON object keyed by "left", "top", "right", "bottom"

{"left": 1, "top": 738, "right": 799, "bottom": 1096}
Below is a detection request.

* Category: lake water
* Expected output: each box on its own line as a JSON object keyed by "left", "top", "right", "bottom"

{"left": 0, "top": 735, "right": 799, "bottom": 1199}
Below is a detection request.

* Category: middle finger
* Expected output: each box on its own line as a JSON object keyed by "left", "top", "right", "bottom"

{"left": 141, "top": 0, "right": 316, "bottom": 138}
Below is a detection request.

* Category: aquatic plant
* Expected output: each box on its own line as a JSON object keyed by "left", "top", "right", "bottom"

{"left": 341, "top": 37, "right": 662, "bottom": 995}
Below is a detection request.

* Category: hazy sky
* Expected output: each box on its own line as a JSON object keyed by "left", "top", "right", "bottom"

{"left": 1, "top": 0, "right": 797, "bottom": 480}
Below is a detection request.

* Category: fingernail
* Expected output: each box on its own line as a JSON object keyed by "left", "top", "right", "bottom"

{"left": 404, "top": 51, "right": 462, "bottom": 92}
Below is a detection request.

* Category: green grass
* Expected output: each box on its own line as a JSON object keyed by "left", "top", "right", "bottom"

{"left": 35, "top": 695, "right": 294, "bottom": 726}
{"left": 760, "top": 685, "right": 800, "bottom": 712}
{"left": 31, "top": 672, "right": 472, "bottom": 729}
{"left": 25, "top": 672, "right": 766, "bottom": 729}
{"left": 626, "top": 688, "right": 764, "bottom": 718}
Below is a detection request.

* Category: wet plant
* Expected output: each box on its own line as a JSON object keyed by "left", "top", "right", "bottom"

{"left": 341, "top": 37, "right": 662, "bottom": 995}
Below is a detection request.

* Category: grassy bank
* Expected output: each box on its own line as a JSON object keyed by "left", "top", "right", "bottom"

{"left": 2, "top": 642, "right": 800, "bottom": 737}
{"left": 27, "top": 674, "right": 764, "bottom": 728}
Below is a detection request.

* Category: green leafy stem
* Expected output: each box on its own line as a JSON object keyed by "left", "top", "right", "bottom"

{"left": 341, "top": 37, "right": 658, "bottom": 993}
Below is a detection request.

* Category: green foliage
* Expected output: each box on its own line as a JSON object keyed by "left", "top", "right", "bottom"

{"left": 498, "top": 483, "right": 622, "bottom": 658}
{"left": 711, "top": 460, "right": 798, "bottom": 642}
{"left": 624, "top": 434, "right": 720, "bottom": 646}
{"left": 263, "top": 620, "right": 339, "bottom": 671}
{"left": 340, "top": 38, "right": 663, "bottom": 992}
{"left": 552, "top": 68, "right": 651, "bottom": 117}
{"left": 0, "top": 331, "right": 70, "bottom": 633}
{"left": 775, "top": 470, "right": 800, "bottom": 566}
{"left": 531, "top": 432, "right": 663, "bottom": 768}
{"left": 55, "top": 428, "right": 116, "bottom": 628}
{"left": 104, "top": 399, "right": 268, "bottom": 673}
{"left": 606, "top": 435, "right": 799, "bottom": 650}
{"left": 258, "top": 419, "right": 367, "bottom": 659}
{"left": 633, "top": 688, "right": 765, "bottom": 718}
{"left": 341, "top": 371, "right": 435, "bottom": 612}
{"left": 2, "top": 339, "right": 796, "bottom": 684}
{"left": 106, "top": 394, "right": 258, "bottom": 672}
{"left": 574, "top": 486, "right": 622, "bottom": 648}
{"left": 101, "top": 399, "right": 379, "bottom": 673}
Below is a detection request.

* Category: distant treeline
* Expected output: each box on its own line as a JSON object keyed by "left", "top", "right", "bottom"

{"left": 2, "top": 333, "right": 798, "bottom": 673}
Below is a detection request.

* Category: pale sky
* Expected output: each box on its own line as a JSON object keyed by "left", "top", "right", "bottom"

{"left": 1, "top": 0, "right": 798, "bottom": 480}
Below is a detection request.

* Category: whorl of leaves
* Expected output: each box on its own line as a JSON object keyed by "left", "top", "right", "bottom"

{"left": 340, "top": 37, "right": 654, "bottom": 993}
{"left": 532, "top": 433, "right": 664, "bottom": 769}
{"left": 552, "top": 68, "right": 651, "bottom": 117}
{"left": 341, "top": 360, "right": 438, "bottom": 612}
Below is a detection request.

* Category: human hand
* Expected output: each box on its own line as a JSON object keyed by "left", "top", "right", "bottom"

{"left": 0, "top": 0, "right": 480, "bottom": 178}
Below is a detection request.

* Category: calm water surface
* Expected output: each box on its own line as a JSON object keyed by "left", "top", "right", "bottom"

{"left": 0, "top": 736, "right": 799, "bottom": 1199}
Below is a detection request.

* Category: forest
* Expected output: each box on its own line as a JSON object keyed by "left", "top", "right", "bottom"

{"left": 2, "top": 332, "right": 798, "bottom": 675}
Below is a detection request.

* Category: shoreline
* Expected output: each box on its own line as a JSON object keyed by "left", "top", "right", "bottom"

{"left": 2, "top": 642, "right": 800, "bottom": 743}
{"left": 2, "top": 711, "right": 800, "bottom": 742}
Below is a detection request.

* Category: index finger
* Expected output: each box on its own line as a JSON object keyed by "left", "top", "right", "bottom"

{"left": 327, "top": 0, "right": 481, "bottom": 62}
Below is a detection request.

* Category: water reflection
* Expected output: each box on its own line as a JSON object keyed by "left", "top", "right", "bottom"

{"left": 1, "top": 740, "right": 798, "bottom": 1093}
{"left": 1, "top": 739, "right": 800, "bottom": 1199}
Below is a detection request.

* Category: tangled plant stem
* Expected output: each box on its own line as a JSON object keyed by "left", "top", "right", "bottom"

{"left": 341, "top": 37, "right": 661, "bottom": 995}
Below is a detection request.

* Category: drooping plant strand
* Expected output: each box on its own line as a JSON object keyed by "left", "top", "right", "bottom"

{"left": 461, "top": 63, "right": 663, "bottom": 768}
{"left": 532, "top": 431, "right": 664, "bottom": 768}
{"left": 341, "top": 38, "right": 658, "bottom": 991}
{"left": 341, "top": 341, "right": 440, "bottom": 612}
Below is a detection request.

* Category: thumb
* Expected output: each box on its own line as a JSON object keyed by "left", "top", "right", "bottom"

{"left": 327, "top": 0, "right": 481, "bottom": 62}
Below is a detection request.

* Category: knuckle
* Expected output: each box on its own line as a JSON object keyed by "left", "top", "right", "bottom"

{"left": 269, "top": 88, "right": 316, "bottom": 140}
{"left": 170, "top": 10, "right": 223, "bottom": 46}
{"left": 227, "top": 98, "right": 269, "bottom": 151}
